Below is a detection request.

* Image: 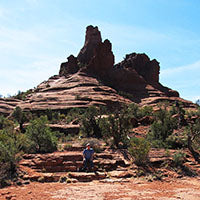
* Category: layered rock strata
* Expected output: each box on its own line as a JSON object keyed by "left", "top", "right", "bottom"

{"left": 0, "top": 25, "right": 196, "bottom": 115}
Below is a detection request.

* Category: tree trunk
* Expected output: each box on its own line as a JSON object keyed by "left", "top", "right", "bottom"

{"left": 188, "top": 130, "right": 200, "bottom": 163}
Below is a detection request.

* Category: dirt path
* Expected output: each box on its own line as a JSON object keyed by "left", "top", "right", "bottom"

{"left": 0, "top": 177, "right": 200, "bottom": 200}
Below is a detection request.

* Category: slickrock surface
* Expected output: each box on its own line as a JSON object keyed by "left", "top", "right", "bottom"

{"left": 0, "top": 98, "right": 21, "bottom": 115}
{"left": 18, "top": 72, "right": 131, "bottom": 113}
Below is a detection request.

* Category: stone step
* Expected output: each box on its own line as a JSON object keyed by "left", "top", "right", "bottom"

{"left": 20, "top": 152, "right": 130, "bottom": 173}
{"left": 22, "top": 171, "right": 107, "bottom": 183}
{"left": 20, "top": 158, "right": 127, "bottom": 173}
{"left": 68, "top": 172, "right": 107, "bottom": 182}
{"left": 22, "top": 169, "right": 137, "bottom": 183}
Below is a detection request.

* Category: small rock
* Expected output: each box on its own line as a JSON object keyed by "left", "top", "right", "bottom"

{"left": 23, "top": 180, "right": 30, "bottom": 185}
{"left": 16, "top": 181, "right": 22, "bottom": 186}
{"left": 59, "top": 176, "right": 67, "bottom": 183}
{"left": 1, "top": 192, "right": 10, "bottom": 196}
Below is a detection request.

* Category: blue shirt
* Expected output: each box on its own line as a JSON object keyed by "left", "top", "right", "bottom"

{"left": 83, "top": 148, "right": 94, "bottom": 160}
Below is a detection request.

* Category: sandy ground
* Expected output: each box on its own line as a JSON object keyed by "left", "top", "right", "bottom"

{"left": 0, "top": 177, "right": 200, "bottom": 200}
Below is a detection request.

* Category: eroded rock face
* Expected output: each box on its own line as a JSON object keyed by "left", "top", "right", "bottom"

{"left": 0, "top": 98, "right": 21, "bottom": 116}
{"left": 59, "top": 55, "right": 79, "bottom": 76}
{"left": 77, "top": 25, "right": 102, "bottom": 64}
{"left": 84, "top": 39, "right": 114, "bottom": 75}
{"left": 115, "top": 53, "right": 160, "bottom": 83}
{"left": 58, "top": 25, "right": 180, "bottom": 103}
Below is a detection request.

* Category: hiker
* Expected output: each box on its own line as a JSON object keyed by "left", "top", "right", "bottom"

{"left": 82, "top": 143, "right": 94, "bottom": 172}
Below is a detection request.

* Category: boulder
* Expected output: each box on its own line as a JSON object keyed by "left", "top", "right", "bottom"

{"left": 68, "top": 172, "right": 106, "bottom": 182}
{"left": 108, "top": 170, "right": 134, "bottom": 178}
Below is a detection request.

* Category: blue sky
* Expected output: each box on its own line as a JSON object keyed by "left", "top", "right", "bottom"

{"left": 0, "top": 0, "right": 199, "bottom": 102}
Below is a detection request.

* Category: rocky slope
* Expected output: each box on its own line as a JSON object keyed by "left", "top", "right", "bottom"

{"left": 17, "top": 144, "right": 200, "bottom": 184}
{"left": 0, "top": 25, "right": 196, "bottom": 115}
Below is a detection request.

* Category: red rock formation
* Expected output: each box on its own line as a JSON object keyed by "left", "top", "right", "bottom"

{"left": 83, "top": 39, "right": 114, "bottom": 76}
{"left": 77, "top": 25, "right": 102, "bottom": 64}
{"left": 115, "top": 53, "right": 160, "bottom": 83}
{"left": 0, "top": 97, "right": 21, "bottom": 116}
{"left": 0, "top": 25, "right": 196, "bottom": 116}
{"left": 59, "top": 55, "right": 79, "bottom": 76}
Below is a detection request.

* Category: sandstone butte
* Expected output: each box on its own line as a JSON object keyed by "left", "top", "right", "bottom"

{"left": 0, "top": 25, "right": 197, "bottom": 116}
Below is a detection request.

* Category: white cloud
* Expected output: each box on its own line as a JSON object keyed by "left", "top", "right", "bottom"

{"left": 186, "top": 96, "right": 200, "bottom": 103}
{"left": 161, "top": 60, "right": 200, "bottom": 76}
{"left": 160, "top": 60, "right": 200, "bottom": 103}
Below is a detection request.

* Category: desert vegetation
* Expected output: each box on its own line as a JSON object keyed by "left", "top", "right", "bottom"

{"left": 0, "top": 101, "right": 200, "bottom": 187}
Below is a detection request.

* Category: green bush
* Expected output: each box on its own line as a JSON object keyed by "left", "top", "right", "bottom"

{"left": 13, "top": 89, "right": 32, "bottom": 100}
{"left": 66, "top": 107, "right": 86, "bottom": 124}
{"left": 80, "top": 106, "right": 102, "bottom": 138}
{"left": 128, "top": 137, "right": 150, "bottom": 165}
{"left": 187, "top": 119, "right": 200, "bottom": 151}
{"left": 147, "top": 107, "right": 177, "bottom": 148}
{"left": 173, "top": 150, "right": 186, "bottom": 166}
{"left": 0, "top": 116, "right": 14, "bottom": 130}
{"left": 45, "top": 109, "right": 62, "bottom": 123}
{"left": 82, "top": 138, "right": 103, "bottom": 153}
{"left": 169, "top": 105, "right": 178, "bottom": 116}
{"left": 99, "top": 108, "right": 131, "bottom": 148}
{"left": 0, "top": 124, "right": 28, "bottom": 187}
{"left": 63, "top": 143, "right": 72, "bottom": 150}
{"left": 12, "top": 106, "right": 28, "bottom": 132}
{"left": 0, "top": 115, "right": 7, "bottom": 130}
{"left": 25, "top": 116, "right": 58, "bottom": 153}
{"left": 166, "top": 133, "right": 187, "bottom": 149}
{"left": 125, "top": 103, "right": 153, "bottom": 119}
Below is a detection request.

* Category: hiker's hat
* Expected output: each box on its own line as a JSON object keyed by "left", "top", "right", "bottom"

{"left": 86, "top": 143, "right": 90, "bottom": 147}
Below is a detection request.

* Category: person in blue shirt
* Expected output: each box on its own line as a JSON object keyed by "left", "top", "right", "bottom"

{"left": 82, "top": 143, "right": 94, "bottom": 172}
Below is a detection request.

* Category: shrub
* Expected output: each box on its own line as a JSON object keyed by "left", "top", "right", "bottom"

{"left": 166, "top": 132, "right": 187, "bottom": 149}
{"left": 99, "top": 107, "right": 131, "bottom": 148}
{"left": 63, "top": 143, "right": 72, "bottom": 150}
{"left": 151, "top": 117, "right": 175, "bottom": 141}
{"left": 65, "top": 107, "right": 85, "bottom": 124}
{"left": 0, "top": 115, "right": 6, "bottom": 130}
{"left": 173, "top": 150, "right": 186, "bottom": 166}
{"left": 169, "top": 104, "right": 178, "bottom": 116}
{"left": 186, "top": 119, "right": 200, "bottom": 163}
{"left": 12, "top": 106, "right": 27, "bottom": 132}
{"left": 0, "top": 116, "right": 14, "bottom": 130}
{"left": 126, "top": 103, "right": 153, "bottom": 119}
{"left": 82, "top": 138, "right": 102, "bottom": 153}
{"left": 188, "top": 119, "right": 200, "bottom": 151}
{"left": 0, "top": 124, "right": 28, "bottom": 187}
{"left": 45, "top": 109, "right": 61, "bottom": 123}
{"left": 80, "top": 106, "right": 102, "bottom": 138}
{"left": 13, "top": 89, "right": 32, "bottom": 100}
{"left": 128, "top": 137, "right": 150, "bottom": 165}
{"left": 147, "top": 107, "right": 177, "bottom": 148}
{"left": 126, "top": 103, "right": 140, "bottom": 118}
{"left": 25, "top": 116, "right": 58, "bottom": 153}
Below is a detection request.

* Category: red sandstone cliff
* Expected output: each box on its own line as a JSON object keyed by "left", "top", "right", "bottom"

{"left": 0, "top": 25, "right": 196, "bottom": 115}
